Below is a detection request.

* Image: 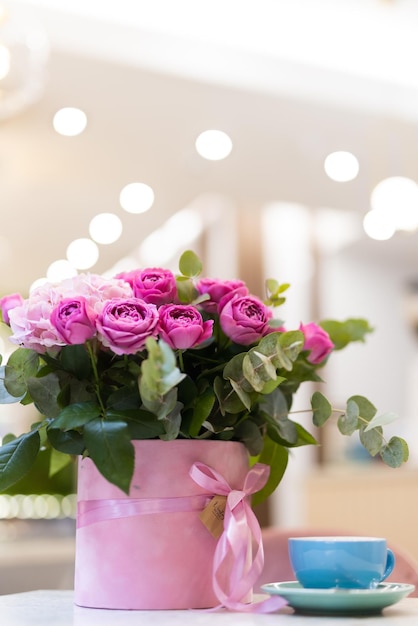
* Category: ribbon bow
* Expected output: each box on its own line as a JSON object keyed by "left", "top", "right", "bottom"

{"left": 189, "top": 462, "right": 286, "bottom": 613}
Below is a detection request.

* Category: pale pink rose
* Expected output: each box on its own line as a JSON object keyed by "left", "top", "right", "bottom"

{"left": 50, "top": 297, "right": 97, "bottom": 345}
{"left": 8, "top": 297, "right": 64, "bottom": 353}
{"left": 196, "top": 278, "right": 248, "bottom": 313}
{"left": 0, "top": 293, "right": 24, "bottom": 325}
{"left": 219, "top": 295, "right": 272, "bottom": 345}
{"left": 56, "top": 274, "right": 134, "bottom": 312}
{"left": 96, "top": 298, "right": 159, "bottom": 355}
{"left": 299, "top": 322, "right": 334, "bottom": 364}
{"left": 158, "top": 304, "right": 213, "bottom": 349}
{"left": 116, "top": 268, "right": 177, "bottom": 306}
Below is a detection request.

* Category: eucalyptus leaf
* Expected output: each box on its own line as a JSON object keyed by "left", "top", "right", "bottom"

{"left": 364, "top": 411, "right": 399, "bottom": 432}
{"left": 0, "top": 366, "right": 23, "bottom": 403}
{"left": 380, "top": 436, "right": 409, "bottom": 468}
{"left": 359, "top": 425, "right": 383, "bottom": 457}
{"left": 234, "top": 419, "right": 264, "bottom": 456}
{"left": 311, "top": 391, "right": 332, "bottom": 427}
{"left": 178, "top": 250, "right": 203, "bottom": 277}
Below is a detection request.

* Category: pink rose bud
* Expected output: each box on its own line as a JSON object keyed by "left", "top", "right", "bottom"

{"left": 158, "top": 304, "right": 213, "bottom": 350}
{"left": 50, "top": 297, "right": 97, "bottom": 345}
{"left": 97, "top": 298, "right": 159, "bottom": 355}
{"left": 196, "top": 278, "right": 249, "bottom": 313}
{"left": 299, "top": 322, "right": 334, "bottom": 364}
{"left": 0, "top": 293, "right": 24, "bottom": 325}
{"left": 219, "top": 295, "right": 272, "bottom": 346}
{"left": 116, "top": 268, "right": 177, "bottom": 306}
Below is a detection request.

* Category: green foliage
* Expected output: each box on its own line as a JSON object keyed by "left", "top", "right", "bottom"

{"left": 0, "top": 250, "right": 409, "bottom": 500}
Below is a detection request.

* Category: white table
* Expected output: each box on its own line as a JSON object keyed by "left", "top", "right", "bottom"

{"left": 0, "top": 590, "right": 417, "bottom": 625}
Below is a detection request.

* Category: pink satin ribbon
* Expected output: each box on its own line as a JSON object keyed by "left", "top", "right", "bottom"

{"left": 189, "top": 461, "right": 285, "bottom": 613}
{"left": 77, "top": 462, "right": 286, "bottom": 613}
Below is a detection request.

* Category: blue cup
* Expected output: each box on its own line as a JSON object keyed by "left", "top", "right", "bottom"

{"left": 288, "top": 536, "right": 395, "bottom": 589}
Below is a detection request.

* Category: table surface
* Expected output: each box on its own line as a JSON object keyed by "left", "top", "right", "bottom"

{"left": 0, "top": 590, "right": 418, "bottom": 625}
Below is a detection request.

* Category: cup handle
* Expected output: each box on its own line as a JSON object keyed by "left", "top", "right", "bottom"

{"left": 382, "top": 548, "right": 396, "bottom": 581}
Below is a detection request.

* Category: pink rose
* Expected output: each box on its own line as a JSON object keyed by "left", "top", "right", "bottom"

{"left": 50, "top": 297, "right": 97, "bottom": 345}
{"left": 0, "top": 293, "right": 24, "bottom": 325}
{"left": 96, "top": 298, "right": 159, "bottom": 355}
{"left": 196, "top": 278, "right": 249, "bottom": 313}
{"left": 219, "top": 295, "right": 272, "bottom": 345}
{"left": 116, "top": 268, "right": 177, "bottom": 306}
{"left": 299, "top": 322, "right": 334, "bottom": 364}
{"left": 158, "top": 304, "right": 213, "bottom": 350}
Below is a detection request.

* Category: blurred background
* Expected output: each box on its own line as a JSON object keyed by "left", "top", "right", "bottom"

{"left": 1, "top": 0, "right": 418, "bottom": 592}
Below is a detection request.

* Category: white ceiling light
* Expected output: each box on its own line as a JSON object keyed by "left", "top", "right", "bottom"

{"left": 363, "top": 209, "right": 395, "bottom": 241}
{"left": 53, "top": 107, "right": 87, "bottom": 136}
{"left": 120, "top": 182, "right": 154, "bottom": 214}
{"left": 195, "top": 130, "right": 233, "bottom": 161}
{"left": 46, "top": 259, "right": 78, "bottom": 282}
{"left": 66, "top": 238, "right": 99, "bottom": 270}
{"left": 324, "top": 151, "right": 359, "bottom": 182}
{"left": 89, "top": 213, "right": 123, "bottom": 244}
{"left": 0, "top": 5, "right": 49, "bottom": 120}
{"left": 370, "top": 176, "right": 418, "bottom": 231}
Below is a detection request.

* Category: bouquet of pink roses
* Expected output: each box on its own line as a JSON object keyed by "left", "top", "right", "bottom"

{"left": 0, "top": 250, "right": 409, "bottom": 499}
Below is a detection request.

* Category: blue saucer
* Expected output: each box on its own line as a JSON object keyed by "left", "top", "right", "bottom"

{"left": 261, "top": 581, "right": 415, "bottom": 615}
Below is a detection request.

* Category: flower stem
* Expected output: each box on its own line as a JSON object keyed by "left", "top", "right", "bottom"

{"left": 86, "top": 340, "right": 106, "bottom": 415}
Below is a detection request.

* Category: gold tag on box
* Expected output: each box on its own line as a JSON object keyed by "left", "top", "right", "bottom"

{"left": 199, "top": 495, "right": 227, "bottom": 539}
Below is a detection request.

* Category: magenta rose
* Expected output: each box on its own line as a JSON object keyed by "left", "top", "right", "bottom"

{"left": 300, "top": 322, "right": 334, "bottom": 364}
{"left": 50, "top": 297, "right": 97, "bottom": 345}
{"left": 116, "top": 268, "right": 177, "bottom": 306}
{"left": 196, "top": 278, "right": 249, "bottom": 313}
{"left": 158, "top": 304, "right": 213, "bottom": 349}
{"left": 96, "top": 298, "right": 159, "bottom": 355}
{"left": 219, "top": 295, "right": 272, "bottom": 345}
{"left": 0, "top": 293, "right": 24, "bottom": 325}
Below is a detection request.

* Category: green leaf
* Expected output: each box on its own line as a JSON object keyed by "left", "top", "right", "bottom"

{"left": 160, "top": 403, "right": 182, "bottom": 440}
{"left": 47, "top": 428, "right": 85, "bottom": 455}
{"left": 214, "top": 376, "right": 247, "bottom": 415}
{"left": 0, "top": 429, "right": 41, "bottom": 491}
{"left": 320, "top": 319, "right": 373, "bottom": 350}
{"left": 51, "top": 401, "right": 101, "bottom": 430}
{"left": 338, "top": 400, "right": 359, "bottom": 436}
{"left": 0, "top": 366, "right": 23, "bottom": 403}
{"left": 139, "top": 338, "right": 185, "bottom": 405}
{"left": 234, "top": 419, "right": 264, "bottom": 456}
{"left": 349, "top": 395, "right": 377, "bottom": 422}
{"left": 175, "top": 276, "right": 198, "bottom": 303}
{"left": 5, "top": 348, "right": 39, "bottom": 396}
{"left": 189, "top": 390, "right": 216, "bottom": 437}
{"left": 359, "top": 425, "right": 383, "bottom": 457}
{"left": 380, "top": 436, "right": 409, "bottom": 468}
{"left": 364, "top": 411, "right": 399, "bottom": 432}
{"left": 178, "top": 250, "right": 203, "bottom": 277}
{"left": 251, "top": 437, "right": 288, "bottom": 507}
{"left": 84, "top": 418, "right": 134, "bottom": 494}
{"left": 311, "top": 391, "right": 332, "bottom": 427}
{"left": 60, "top": 344, "right": 92, "bottom": 379}
{"left": 26, "top": 373, "right": 62, "bottom": 418}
